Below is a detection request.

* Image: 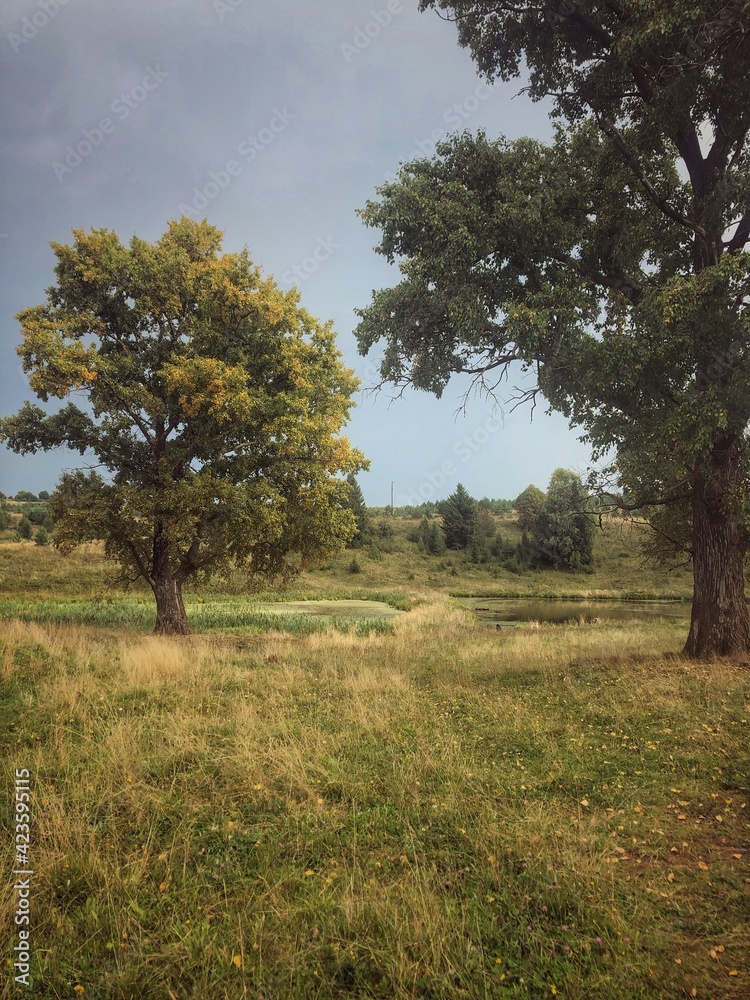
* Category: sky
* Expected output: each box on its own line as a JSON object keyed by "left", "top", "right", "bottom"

{"left": 0, "top": 0, "right": 594, "bottom": 506}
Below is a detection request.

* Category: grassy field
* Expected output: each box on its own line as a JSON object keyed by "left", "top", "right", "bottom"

{"left": 0, "top": 513, "right": 694, "bottom": 608}
{"left": 1, "top": 524, "right": 748, "bottom": 998}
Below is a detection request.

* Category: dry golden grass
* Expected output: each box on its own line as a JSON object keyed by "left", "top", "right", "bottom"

{"left": 1, "top": 597, "right": 748, "bottom": 999}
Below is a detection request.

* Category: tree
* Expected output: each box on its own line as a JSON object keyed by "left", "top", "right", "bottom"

{"left": 440, "top": 483, "right": 476, "bottom": 549}
{"left": 356, "top": 1, "right": 750, "bottom": 658}
{"left": 38, "top": 490, "right": 50, "bottom": 501}
{"left": 14, "top": 491, "right": 37, "bottom": 502}
{"left": 0, "top": 219, "right": 367, "bottom": 634}
{"left": 35, "top": 527, "right": 50, "bottom": 547}
{"left": 344, "top": 473, "right": 370, "bottom": 548}
{"left": 16, "top": 516, "right": 32, "bottom": 540}
{"left": 515, "top": 485, "right": 545, "bottom": 534}
{"left": 0, "top": 504, "right": 11, "bottom": 531}
{"left": 530, "top": 469, "right": 595, "bottom": 571}
{"left": 411, "top": 514, "right": 447, "bottom": 554}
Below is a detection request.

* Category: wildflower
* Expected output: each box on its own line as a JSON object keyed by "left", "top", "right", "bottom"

{"left": 595, "top": 937, "right": 602, "bottom": 944}
{"left": 562, "top": 925, "right": 569, "bottom": 932}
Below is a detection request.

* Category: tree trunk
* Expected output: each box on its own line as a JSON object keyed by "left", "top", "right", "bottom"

{"left": 684, "top": 447, "right": 750, "bottom": 659}
{"left": 152, "top": 573, "right": 190, "bottom": 635}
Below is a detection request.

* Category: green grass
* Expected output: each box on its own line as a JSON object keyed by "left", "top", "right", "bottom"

{"left": 1, "top": 531, "right": 747, "bottom": 998}
{"left": 0, "top": 598, "right": 397, "bottom": 636}
{"left": 0, "top": 599, "right": 748, "bottom": 999}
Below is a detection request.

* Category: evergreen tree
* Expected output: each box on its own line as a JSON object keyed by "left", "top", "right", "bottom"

{"left": 440, "top": 483, "right": 476, "bottom": 549}
{"left": 345, "top": 474, "right": 369, "bottom": 548}
{"left": 17, "top": 516, "right": 32, "bottom": 540}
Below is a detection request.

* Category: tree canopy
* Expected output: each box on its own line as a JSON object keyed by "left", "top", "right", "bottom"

{"left": 530, "top": 468, "right": 595, "bottom": 572}
{"left": 515, "top": 484, "right": 546, "bottom": 534}
{"left": 0, "top": 218, "right": 367, "bottom": 633}
{"left": 356, "top": 0, "right": 750, "bottom": 658}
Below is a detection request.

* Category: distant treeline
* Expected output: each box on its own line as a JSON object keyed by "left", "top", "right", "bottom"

{"left": 368, "top": 497, "right": 514, "bottom": 518}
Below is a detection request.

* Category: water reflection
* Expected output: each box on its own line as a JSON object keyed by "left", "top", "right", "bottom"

{"left": 458, "top": 598, "right": 691, "bottom": 627}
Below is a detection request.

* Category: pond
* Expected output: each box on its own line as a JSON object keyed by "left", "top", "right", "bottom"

{"left": 457, "top": 597, "right": 691, "bottom": 627}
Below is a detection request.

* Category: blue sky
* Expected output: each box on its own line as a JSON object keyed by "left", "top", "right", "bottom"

{"left": 0, "top": 0, "right": 593, "bottom": 504}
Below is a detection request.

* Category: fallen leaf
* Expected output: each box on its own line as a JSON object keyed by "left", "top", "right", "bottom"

{"left": 231, "top": 955, "right": 242, "bottom": 968}
{"left": 697, "top": 861, "right": 709, "bottom": 871}
{"left": 580, "top": 799, "right": 589, "bottom": 807}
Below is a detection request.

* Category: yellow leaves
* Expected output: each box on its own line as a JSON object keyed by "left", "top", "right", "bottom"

{"left": 231, "top": 954, "right": 242, "bottom": 968}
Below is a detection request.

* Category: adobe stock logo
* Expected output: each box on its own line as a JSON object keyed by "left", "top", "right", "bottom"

{"left": 282, "top": 236, "right": 339, "bottom": 285}
{"left": 7, "top": 0, "right": 71, "bottom": 54}
{"left": 52, "top": 66, "right": 170, "bottom": 182}
{"left": 397, "top": 411, "right": 504, "bottom": 506}
{"left": 340, "top": 2, "right": 403, "bottom": 62}
{"left": 177, "top": 107, "right": 296, "bottom": 218}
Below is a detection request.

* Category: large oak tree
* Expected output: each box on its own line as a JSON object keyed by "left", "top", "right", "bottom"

{"left": 0, "top": 219, "right": 367, "bottom": 634}
{"left": 356, "top": 0, "right": 750, "bottom": 658}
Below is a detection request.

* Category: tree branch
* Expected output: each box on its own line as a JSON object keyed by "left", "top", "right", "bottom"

{"left": 725, "top": 212, "right": 750, "bottom": 253}
{"left": 595, "top": 116, "right": 708, "bottom": 239}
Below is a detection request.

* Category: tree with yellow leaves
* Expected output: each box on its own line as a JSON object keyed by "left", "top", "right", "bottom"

{"left": 0, "top": 218, "right": 367, "bottom": 633}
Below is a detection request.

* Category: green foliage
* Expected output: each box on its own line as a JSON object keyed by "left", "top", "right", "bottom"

{"left": 477, "top": 496, "right": 513, "bottom": 514}
{"left": 0, "top": 219, "right": 367, "bottom": 633}
{"left": 374, "top": 518, "right": 395, "bottom": 540}
{"left": 515, "top": 484, "right": 546, "bottom": 534}
{"left": 14, "top": 490, "right": 37, "bottom": 502}
{"left": 17, "top": 516, "right": 32, "bottom": 540}
{"left": 410, "top": 514, "right": 447, "bottom": 555}
{"left": 440, "top": 483, "right": 477, "bottom": 550}
{"left": 0, "top": 504, "right": 10, "bottom": 532}
{"left": 37, "top": 490, "right": 50, "bottom": 501}
{"left": 529, "top": 470, "right": 596, "bottom": 572}
{"left": 35, "top": 527, "right": 50, "bottom": 547}
{"left": 344, "top": 473, "right": 370, "bottom": 548}
{"left": 347, "top": 556, "right": 362, "bottom": 574}
{"left": 357, "top": 0, "right": 750, "bottom": 655}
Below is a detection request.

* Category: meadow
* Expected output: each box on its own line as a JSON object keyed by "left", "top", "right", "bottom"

{"left": 0, "top": 518, "right": 748, "bottom": 999}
